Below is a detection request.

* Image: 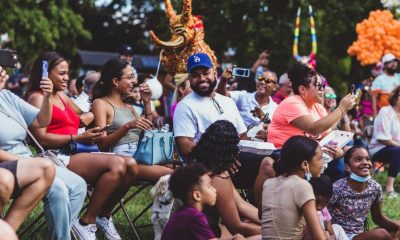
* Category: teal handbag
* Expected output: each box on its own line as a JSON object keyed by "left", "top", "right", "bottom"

{"left": 133, "top": 129, "right": 175, "bottom": 165}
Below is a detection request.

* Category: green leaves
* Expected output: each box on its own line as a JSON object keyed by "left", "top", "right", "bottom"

{"left": 0, "top": 0, "right": 91, "bottom": 66}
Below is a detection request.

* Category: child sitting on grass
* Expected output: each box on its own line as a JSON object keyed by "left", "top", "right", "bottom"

{"left": 162, "top": 163, "right": 245, "bottom": 240}
{"left": 303, "top": 175, "right": 348, "bottom": 240}
{"left": 328, "top": 146, "right": 400, "bottom": 240}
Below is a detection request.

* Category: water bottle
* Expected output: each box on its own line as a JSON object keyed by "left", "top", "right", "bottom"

{"left": 160, "top": 124, "right": 170, "bottom": 132}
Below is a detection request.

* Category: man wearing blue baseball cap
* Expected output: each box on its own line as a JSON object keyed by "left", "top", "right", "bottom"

{"left": 173, "top": 53, "right": 274, "bottom": 222}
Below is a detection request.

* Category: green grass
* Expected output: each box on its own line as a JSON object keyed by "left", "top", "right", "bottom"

{"left": 13, "top": 172, "right": 400, "bottom": 239}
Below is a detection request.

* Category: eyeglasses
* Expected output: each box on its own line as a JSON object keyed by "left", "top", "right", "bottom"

{"left": 257, "top": 76, "right": 277, "bottom": 85}
{"left": 313, "top": 81, "right": 326, "bottom": 91}
{"left": 120, "top": 74, "right": 136, "bottom": 80}
{"left": 324, "top": 93, "right": 337, "bottom": 99}
{"left": 211, "top": 97, "right": 224, "bottom": 114}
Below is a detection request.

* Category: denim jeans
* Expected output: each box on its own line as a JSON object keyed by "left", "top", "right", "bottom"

{"left": 43, "top": 166, "right": 86, "bottom": 240}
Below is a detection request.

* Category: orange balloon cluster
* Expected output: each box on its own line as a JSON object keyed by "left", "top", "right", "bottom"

{"left": 348, "top": 10, "right": 400, "bottom": 66}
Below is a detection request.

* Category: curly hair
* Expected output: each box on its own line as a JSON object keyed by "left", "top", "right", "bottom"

{"left": 190, "top": 120, "right": 240, "bottom": 175}
{"left": 169, "top": 162, "right": 209, "bottom": 204}
{"left": 287, "top": 62, "right": 317, "bottom": 95}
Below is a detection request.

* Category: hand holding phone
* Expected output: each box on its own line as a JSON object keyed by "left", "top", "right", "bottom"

{"left": 232, "top": 68, "right": 250, "bottom": 78}
{"left": 350, "top": 84, "right": 355, "bottom": 94}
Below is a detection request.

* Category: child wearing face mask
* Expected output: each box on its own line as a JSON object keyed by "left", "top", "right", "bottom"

{"left": 328, "top": 146, "right": 400, "bottom": 240}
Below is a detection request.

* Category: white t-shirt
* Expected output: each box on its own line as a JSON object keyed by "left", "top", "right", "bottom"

{"left": 369, "top": 106, "right": 400, "bottom": 155}
{"left": 173, "top": 92, "right": 247, "bottom": 142}
{"left": 230, "top": 91, "right": 277, "bottom": 127}
{"left": 371, "top": 73, "right": 400, "bottom": 94}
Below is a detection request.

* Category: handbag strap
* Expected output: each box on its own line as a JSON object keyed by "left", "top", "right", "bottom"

{"left": 0, "top": 107, "right": 46, "bottom": 153}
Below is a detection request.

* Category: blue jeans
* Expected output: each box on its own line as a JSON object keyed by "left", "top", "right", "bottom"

{"left": 112, "top": 142, "right": 137, "bottom": 157}
{"left": 43, "top": 166, "right": 86, "bottom": 240}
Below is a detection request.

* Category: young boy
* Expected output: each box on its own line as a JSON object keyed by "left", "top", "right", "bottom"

{"left": 162, "top": 163, "right": 247, "bottom": 240}
{"left": 161, "top": 163, "right": 217, "bottom": 240}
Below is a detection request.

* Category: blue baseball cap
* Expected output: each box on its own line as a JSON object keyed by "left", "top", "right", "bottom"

{"left": 187, "top": 53, "right": 213, "bottom": 73}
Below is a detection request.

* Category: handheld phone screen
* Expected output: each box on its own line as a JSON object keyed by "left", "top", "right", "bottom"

{"left": 42, "top": 61, "right": 48, "bottom": 78}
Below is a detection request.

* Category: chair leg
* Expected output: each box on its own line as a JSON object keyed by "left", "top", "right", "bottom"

{"left": 118, "top": 200, "right": 141, "bottom": 240}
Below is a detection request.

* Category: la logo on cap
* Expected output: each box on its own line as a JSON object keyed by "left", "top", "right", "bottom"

{"left": 194, "top": 56, "right": 201, "bottom": 62}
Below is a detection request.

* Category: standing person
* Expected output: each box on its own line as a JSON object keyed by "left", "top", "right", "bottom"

{"left": 25, "top": 52, "right": 139, "bottom": 240}
{"left": 369, "top": 86, "right": 400, "bottom": 198}
{"left": 272, "top": 73, "right": 293, "bottom": 104}
{"left": 118, "top": 44, "right": 134, "bottom": 65}
{"left": 328, "top": 146, "right": 400, "bottom": 239}
{"left": 261, "top": 136, "right": 327, "bottom": 240}
{"left": 174, "top": 53, "right": 275, "bottom": 206}
{"left": 216, "top": 68, "right": 278, "bottom": 128}
{"left": 371, "top": 53, "right": 400, "bottom": 117}
{"left": 0, "top": 65, "right": 86, "bottom": 239}
{"left": 91, "top": 58, "right": 172, "bottom": 182}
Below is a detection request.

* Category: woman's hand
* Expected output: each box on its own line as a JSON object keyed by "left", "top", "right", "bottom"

{"left": 140, "top": 83, "right": 152, "bottom": 103}
{"left": 323, "top": 144, "right": 344, "bottom": 159}
{"left": 76, "top": 127, "right": 103, "bottom": 144}
{"left": 128, "top": 117, "right": 153, "bottom": 130}
{"left": 40, "top": 77, "right": 53, "bottom": 97}
{"left": 79, "top": 112, "right": 94, "bottom": 127}
{"left": 338, "top": 93, "right": 355, "bottom": 111}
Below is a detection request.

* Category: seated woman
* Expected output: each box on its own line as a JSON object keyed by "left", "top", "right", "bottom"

{"left": 90, "top": 58, "right": 172, "bottom": 182}
{"left": 261, "top": 136, "right": 327, "bottom": 239}
{"left": 0, "top": 65, "right": 86, "bottom": 239}
{"left": 190, "top": 120, "right": 261, "bottom": 238}
{"left": 328, "top": 146, "right": 400, "bottom": 239}
{"left": 268, "top": 63, "right": 355, "bottom": 181}
{"left": 369, "top": 86, "right": 400, "bottom": 198}
{"left": 25, "top": 52, "right": 138, "bottom": 240}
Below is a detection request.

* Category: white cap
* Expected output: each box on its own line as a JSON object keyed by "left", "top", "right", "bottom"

{"left": 278, "top": 73, "right": 290, "bottom": 85}
{"left": 382, "top": 53, "right": 397, "bottom": 64}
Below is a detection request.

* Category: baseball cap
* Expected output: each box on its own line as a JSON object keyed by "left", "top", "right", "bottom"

{"left": 119, "top": 44, "right": 134, "bottom": 55}
{"left": 382, "top": 53, "right": 398, "bottom": 64}
{"left": 187, "top": 53, "right": 213, "bottom": 73}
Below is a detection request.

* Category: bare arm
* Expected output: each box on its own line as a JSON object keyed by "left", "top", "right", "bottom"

{"left": 91, "top": 99, "right": 153, "bottom": 151}
{"left": 233, "top": 186, "right": 260, "bottom": 224}
{"left": 0, "top": 150, "right": 22, "bottom": 162}
{"left": 371, "top": 200, "right": 400, "bottom": 231}
{"left": 27, "top": 78, "right": 53, "bottom": 128}
{"left": 175, "top": 136, "right": 196, "bottom": 160}
{"left": 372, "top": 94, "right": 378, "bottom": 117}
{"left": 302, "top": 200, "right": 327, "bottom": 240}
{"left": 378, "top": 139, "right": 400, "bottom": 147}
{"left": 326, "top": 220, "right": 336, "bottom": 240}
{"left": 212, "top": 176, "right": 261, "bottom": 236}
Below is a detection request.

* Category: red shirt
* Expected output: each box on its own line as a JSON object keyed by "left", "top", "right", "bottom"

{"left": 47, "top": 95, "right": 80, "bottom": 135}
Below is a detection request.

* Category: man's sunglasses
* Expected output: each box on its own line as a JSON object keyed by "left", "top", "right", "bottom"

{"left": 258, "top": 76, "right": 277, "bottom": 84}
{"left": 324, "top": 93, "right": 337, "bottom": 99}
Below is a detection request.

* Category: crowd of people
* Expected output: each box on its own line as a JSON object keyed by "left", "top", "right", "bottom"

{"left": 0, "top": 44, "right": 399, "bottom": 240}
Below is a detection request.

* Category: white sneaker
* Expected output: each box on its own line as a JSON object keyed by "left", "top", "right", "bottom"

{"left": 72, "top": 220, "right": 97, "bottom": 240}
{"left": 96, "top": 216, "right": 122, "bottom": 240}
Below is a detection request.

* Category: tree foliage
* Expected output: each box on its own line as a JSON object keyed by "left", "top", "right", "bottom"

{"left": 0, "top": 0, "right": 91, "bottom": 66}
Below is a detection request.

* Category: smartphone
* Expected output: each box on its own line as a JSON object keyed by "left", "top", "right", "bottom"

{"left": 0, "top": 49, "right": 17, "bottom": 68}
{"left": 350, "top": 84, "right": 355, "bottom": 94}
{"left": 42, "top": 61, "right": 48, "bottom": 78}
{"left": 232, "top": 68, "right": 251, "bottom": 78}
{"left": 99, "top": 124, "right": 112, "bottom": 132}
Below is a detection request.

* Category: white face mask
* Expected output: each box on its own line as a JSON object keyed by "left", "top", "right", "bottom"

{"left": 305, "top": 162, "right": 312, "bottom": 181}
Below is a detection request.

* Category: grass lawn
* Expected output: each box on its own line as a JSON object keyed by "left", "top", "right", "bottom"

{"left": 15, "top": 171, "right": 400, "bottom": 240}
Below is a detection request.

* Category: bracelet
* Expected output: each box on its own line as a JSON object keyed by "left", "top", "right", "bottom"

{"left": 338, "top": 105, "right": 345, "bottom": 117}
{"left": 144, "top": 112, "right": 152, "bottom": 116}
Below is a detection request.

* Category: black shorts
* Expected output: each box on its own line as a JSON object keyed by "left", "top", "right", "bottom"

{"left": 231, "top": 152, "right": 265, "bottom": 189}
{"left": 0, "top": 160, "right": 21, "bottom": 198}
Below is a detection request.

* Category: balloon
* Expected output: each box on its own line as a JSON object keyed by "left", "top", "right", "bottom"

{"left": 146, "top": 77, "right": 163, "bottom": 100}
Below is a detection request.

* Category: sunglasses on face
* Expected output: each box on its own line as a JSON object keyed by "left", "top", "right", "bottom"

{"left": 313, "top": 81, "right": 326, "bottom": 91}
{"left": 324, "top": 93, "right": 337, "bottom": 99}
{"left": 257, "top": 76, "right": 277, "bottom": 85}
